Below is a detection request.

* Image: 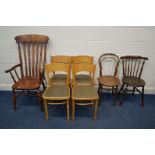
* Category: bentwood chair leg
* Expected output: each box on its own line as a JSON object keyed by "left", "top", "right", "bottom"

{"left": 12, "top": 88, "right": 16, "bottom": 110}
{"left": 94, "top": 100, "right": 98, "bottom": 120}
{"left": 132, "top": 87, "right": 136, "bottom": 95}
{"left": 141, "top": 86, "right": 144, "bottom": 107}
{"left": 113, "top": 86, "right": 118, "bottom": 106}
{"left": 44, "top": 99, "right": 48, "bottom": 120}
{"left": 67, "top": 100, "right": 70, "bottom": 121}
{"left": 72, "top": 100, "right": 75, "bottom": 121}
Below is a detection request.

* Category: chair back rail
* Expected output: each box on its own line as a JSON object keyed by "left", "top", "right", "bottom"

{"left": 121, "top": 56, "right": 148, "bottom": 78}
{"left": 72, "top": 55, "right": 93, "bottom": 64}
{"left": 15, "top": 34, "right": 49, "bottom": 78}
{"left": 51, "top": 55, "right": 72, "bottom": 64}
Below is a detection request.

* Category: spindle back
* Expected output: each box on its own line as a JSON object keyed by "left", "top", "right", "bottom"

{"left": 15, "top": 34, "right": 49, "bottom": 78}
{"left": 121, "top": 55, "right": 148, "bottom": 78}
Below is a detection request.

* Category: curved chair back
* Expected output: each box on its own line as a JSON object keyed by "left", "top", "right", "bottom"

{"left": 72, "top": 63, "right": 96, "bottom": 86}
{"left": 45, "top": 63, "right": 70, "bottom": 86}
{"left": 99, "top": 53, "right": 120, "bottom": 77}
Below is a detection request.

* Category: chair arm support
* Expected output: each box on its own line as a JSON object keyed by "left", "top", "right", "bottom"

{"left": 5, "top": 64, "right": 21, "bottom": 73}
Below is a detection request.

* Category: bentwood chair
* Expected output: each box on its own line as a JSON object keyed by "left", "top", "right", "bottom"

{"left": 43, "top": 63, "right": 70, "bottom": 120}
{"left": 5, "top": 34, "right": 49, "bottom": 110}
{"left": 50, "top": 55, "right": 72, "bottom": 85}
{"left": 72, "top": 63, "right": 96, "bottom": 86}
{"left": 98, "top": 53, "right": 120, "bottom": 105}
{"left": 118, "top": 55, "right": 148, "bottom": 107}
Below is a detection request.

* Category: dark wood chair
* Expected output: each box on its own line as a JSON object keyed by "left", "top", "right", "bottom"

{"left": 118, "top": 55, "right": 148, "bottom": 107}
{"left": 5, "top": 34, "right": 49, "bottom": 110}
{"left": 98, "top": 53, "right": 120, "bottom": 105}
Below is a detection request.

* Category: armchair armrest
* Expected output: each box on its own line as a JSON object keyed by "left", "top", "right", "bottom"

{"left": 5, "top": 64, "right": 21, "bottom": 73}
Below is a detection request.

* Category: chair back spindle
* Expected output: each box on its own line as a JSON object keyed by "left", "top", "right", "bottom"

{"left": 15, "top": 35, "right": 49, "bottom": 78}
{"left": 121, "top": 56, "right": 148, "bottom": 79}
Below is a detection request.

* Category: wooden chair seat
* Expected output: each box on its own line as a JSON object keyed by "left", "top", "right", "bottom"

{"left": 75, "top": 74, "right": 92, "bottom": 85}
{"left": 98, "top": 76, "right": 120, "bottom": 87}
{"left": 51, "top": 74, "right": 68, "bottom": 84}
{"left": 122, "top": 76, "right": 145, "bottom": 87}
{"left": 12, "top": 77, "right": 41, "bottom": 90}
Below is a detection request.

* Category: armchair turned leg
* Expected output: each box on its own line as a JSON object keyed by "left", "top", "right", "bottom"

{"left": 38, "top": 90, "right": 43, "bottom": 112}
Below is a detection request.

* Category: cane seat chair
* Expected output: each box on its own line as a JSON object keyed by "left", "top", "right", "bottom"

{"left": 72, "top": 63, "right": 96, "bottom": 86}
{"left": 43, "top": 63, "right": 70, "bottom": 120}
{"left": 5, "top": 34, "right": 49, "bottom": 110}
{"left": 72, "top": 55, "right": 94, "bottom": 84}
{"left": 98, "top": 53, "right": 120, "bottom": 105}
{"left": 118, "top": 55, "right": 148, "bottom": 107}
{"left": 50, "top": 55, "right": 72, "bottom": 85}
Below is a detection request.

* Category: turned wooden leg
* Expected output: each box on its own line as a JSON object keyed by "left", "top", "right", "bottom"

{"left": 133, "top": 87, "right": 136, "bottom": 95}
{"left": 67, "top": 100, "right": 70, "bottom": 121}
{"left": 12, "top": 88, "right": 16, "bottom": 110}
{"left": 72, "top": 99, "right": 75, "bottom": 121}
{"left": 38, "top": 89, "right": 43, "bottom": 111}
{"left": 44, "top": 99, "right": 48, "bottom": 120}
{"left": 141, "top": 86, "right": 144, "bottom": 107}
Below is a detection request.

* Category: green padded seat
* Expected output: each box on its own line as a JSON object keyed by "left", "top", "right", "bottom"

{"left": 72, "top": 85, "right": 99, "bottom": 100}
{"left": 75, "top": 74, "right": 92, "bottom": 85}
{"left": 43, "top": 85, "right": 70, "bottom": 100}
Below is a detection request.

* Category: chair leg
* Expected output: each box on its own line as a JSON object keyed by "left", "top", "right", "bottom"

{"left": 94, "top": 100, "right": 98, "bottom": 120}
{"left": 141, "top": 86, "right": 144, "bottom": 107}
{"left": 98, "top": 84, "right": 102, "bottom": 105}
{"left": 42, "top": 81, "right": 46, "bottom": 91}
{"left": 38, "top": 89, "right": 43, "bottom": 111}
{"left": 72, "top": 99, "right": 75, "bottom": 121}
{"left": 67, "top": 100, "right": 70, "bottom": 121}
{"left": 119, "top": 83, "right": 126, "bottom": 106}
{"left": 113, "top": 86, "right": 118, "bottom": 106}
{"left": 118, "top": 83, "right": 125, "bottom": 95}
{"left": 133, "top": 87, "right": 136, "bottom": 95}
{"left": 12, "top": 88, "right": 16, "bottom": 110}
{"left": 44, "top": 99, "right": 48, "bottom": 120}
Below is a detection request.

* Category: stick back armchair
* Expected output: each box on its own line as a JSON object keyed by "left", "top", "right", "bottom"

{"left": 5, "top": 34, "right": 49, "bottom": 110}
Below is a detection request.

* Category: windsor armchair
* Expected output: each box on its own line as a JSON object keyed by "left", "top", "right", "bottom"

{"left": 5, "top": 34, "right": 49, "bottom": 110}
{"left": 98, "top": 53, "right": 120, "bottom": 105}
{"left": 118, "top": 55, "right": 148, "bottom": 107}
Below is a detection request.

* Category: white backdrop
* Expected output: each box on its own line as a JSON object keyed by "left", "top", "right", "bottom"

{"left": 0, "top": 26, "right": 154, "bottom": 93}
